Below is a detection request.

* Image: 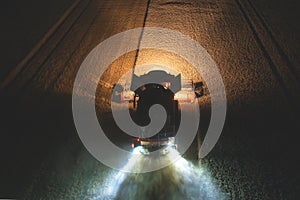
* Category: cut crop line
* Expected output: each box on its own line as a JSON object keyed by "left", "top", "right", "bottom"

{"left": 131, "top": 0, "right": 151, "bottom": 80}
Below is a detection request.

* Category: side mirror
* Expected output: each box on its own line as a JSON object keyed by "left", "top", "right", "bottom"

{"left": 193, "top": 82, "right": 204, "bottom": 98}
{"left": 112, "top": 84, "right": 123, "bottom": 103}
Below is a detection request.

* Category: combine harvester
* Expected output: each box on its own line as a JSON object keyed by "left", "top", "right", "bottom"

{"left": 113, "top": 70, "right": 204, "bottom": 155}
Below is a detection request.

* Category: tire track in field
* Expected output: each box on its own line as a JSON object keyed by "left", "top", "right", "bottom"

{"left": 46, "top": 1, "right": 102, "bottom": 91}
{"left": 24, "top": 0, "right": 96, "bottom": 91}
{"left": 235, "top": 0, "right": 297, "bottom": 112}
{"left": 0, "top": 0, "right": 83, "bottom": 91}
{"left": 246, "top": 0, "right": 300, "bottom": 84}
{"left": 49, "top": 0, "right": 152, "bottom": 93}
{"left": 6, "top": 0, "right": 92, "bottom": 93}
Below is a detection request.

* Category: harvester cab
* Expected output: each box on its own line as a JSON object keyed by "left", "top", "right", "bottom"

{"left": 112, "top": 70, "right": 204, "bottom": 155}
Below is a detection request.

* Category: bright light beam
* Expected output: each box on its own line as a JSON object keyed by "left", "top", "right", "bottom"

{"left": 92, "top": 148, "right": 228, "bottom": 199}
